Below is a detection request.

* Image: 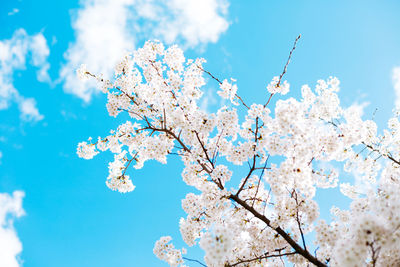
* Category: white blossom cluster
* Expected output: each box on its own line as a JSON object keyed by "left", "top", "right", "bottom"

{"left": 77, "top": 41, "right": 400, "bottom": 266}
{"left": 266, "top": 76, "right": 290, "bottom": 95}
{"left": 218, "top": 79, "right": 239, "bottom": 105}
{"left": 153, "top": 236, "right": 186, "bottom": 267}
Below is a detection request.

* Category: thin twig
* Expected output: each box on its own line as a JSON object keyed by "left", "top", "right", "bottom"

{"left": 197, "top": 65, "right": 250, "bottom": 109}
{"left": 183, "top": 257, "right": 207, "bottom": 267}
{"left": 277, "top": 34, "right": 301, "bottom": 87}
{"left": 252, "top": 156, "right": 269, "bottom": 207}
{"left": 227, "top": 252, "right": 297, "bottom": 267}
{"left": 264, "top": 34, "right": 301, "bottom": 108}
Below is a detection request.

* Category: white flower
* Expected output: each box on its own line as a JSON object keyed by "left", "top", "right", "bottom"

{"left": 76, "top": 141, "right": 98, "bottom": 159}
{"left": 153, "top": 236, "right": 184, "bottom": 267}
{"left": 106, "top": 174, "right": 135, "bottom": 193}
{"left": 218, "top": 79, "right": 238, "bottom": 105}
{"left": 76, "top": 64, "right": 89, "bottom": 81}
{"left": 267, "top": 76, "right": 290, "bottom": 95}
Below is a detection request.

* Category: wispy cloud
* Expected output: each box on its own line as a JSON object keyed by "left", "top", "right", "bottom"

{"left": 140, "top": 0, "right": 230, "bottom": 48}
{"left": 7, "top": 8, "right": 19, "bottom": 16}
{"left": 0, "top": 191, "right": 25, "bottom": 267}
{"left": 0, "top": 29, "right": 50, "bottom": 122}
{"left": 18, "top": 98, "right": 44, "bottom": 121}
{"left": 393, "top": 67, "right": 400, "bottom": 109}
{"left": 348, "top": 101, "right": 370, "bottom": 118}
{"left": 200, "top": 87, "right": 218, "bottom": 112}
{"left": 60, "top": 0, "right": 230, "bottom": 102}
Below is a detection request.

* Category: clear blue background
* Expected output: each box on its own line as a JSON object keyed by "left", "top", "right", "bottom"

{"left": 1, "top": 0, "right": 400, "bottom": 266}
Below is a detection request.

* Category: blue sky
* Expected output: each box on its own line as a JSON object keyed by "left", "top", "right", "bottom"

{"left": 1, "top": 0, "right": 400, "bottom": 266}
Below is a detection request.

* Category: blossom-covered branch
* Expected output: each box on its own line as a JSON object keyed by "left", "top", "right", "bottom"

{"left": 77, "top": 40, "right": 400, "bottom": 266}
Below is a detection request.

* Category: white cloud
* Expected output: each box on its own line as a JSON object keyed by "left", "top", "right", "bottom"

{"left": 18, "top": 98, "right": 44, "bottom": 121}
{"left": 60, "top": 0, "right": 136, "bottom": 102}
{"left": 153, "top": 0, "right": 229, "bottom": 47}
{"left": 347, "top": 101, "right": 370, "bottom": 118}
{"left": 30, "top": 34, "right": 50, "bottom": 83}
{"left": 0, "top": 29, "right": 50, "bottom": 122}
{"left": 8, "top": 8, "right": 19, "bottom": 16}
{"left": 393, "top": 67, "right": 400, "bottom": 109}
{"left": 0, "top": 191, "right": 25, "bottom": 267}
{"left": 60, "top": 0, "right": 230, "bottom": 102}
{"left": 200, "top": 87, "right": 218, "bottom": 112}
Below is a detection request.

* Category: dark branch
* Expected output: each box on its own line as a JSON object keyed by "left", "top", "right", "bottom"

{"left": 183, "top": 257, "right": 207, "bottom": 267}
{"left": 229, "top": 194, "right": 327, "bottom": 267}
{"left": 227, "top": 252, "right": 297, "bottom": 267}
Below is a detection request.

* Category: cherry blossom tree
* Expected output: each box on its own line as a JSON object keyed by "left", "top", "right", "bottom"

{"left": 76, "top": 37, "right": 400, "bottom": 266}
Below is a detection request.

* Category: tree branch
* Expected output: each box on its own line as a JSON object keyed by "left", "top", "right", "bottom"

{"left": 227, "top": 251, "right": 297, "bottom": 267}
{"left": 229, "top": 194, "right": 327, "bottom": 267}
